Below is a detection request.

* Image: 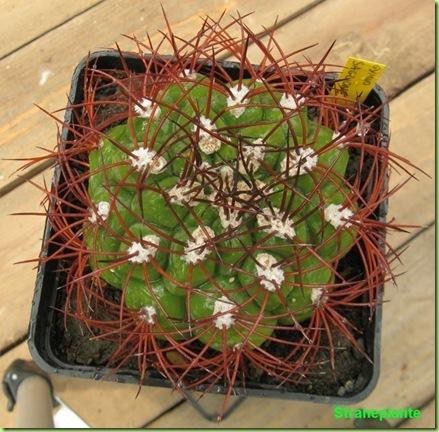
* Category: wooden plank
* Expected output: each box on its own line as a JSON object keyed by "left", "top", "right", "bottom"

{"left": 147, "top": 226, "right": 437, "bottom": 428}
{"left": 385, "top": 75, "right": 435, "bottom": 246}
{"left": 0, "top": 0, "right": 318, "bottom": 193}
{"left": 0, "top": 342, "right": 182, "bottom": 428}
{"left": 401, "top": 399, "right": 436, "bottom": 429}
{"left": 247, "top": 0, "right": 434, "bottom": 97}
{"left": 0, "top": 171, "right": 49, "bottom": 349}
{"left": 0, "top": 0, "right": 101, "bottom": 58}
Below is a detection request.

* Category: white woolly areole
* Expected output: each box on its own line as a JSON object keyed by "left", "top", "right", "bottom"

{"left": 168, "top": 182, "right": 203, "bottom": 206}
{"left": 239, "top": 138, "right": 265, "bottom": 174}
{"left": 199, "top": 115, "right": 216, "bottom": 132}
{"left": 227, "top": 85, "right": 249, "bottom": 118}
{"left": 281, "top": 147, "right": 318, "bottom": 175}
{"left": 140, "top": 305, "right": 157, "bottom": 324}
{"left": 279, "top": 93, "right": 304, "bottom": 110}
{"left": 129, "top": 147, "right": 166, "bottom": 173}
{"left": 213, "top": 295, "right": 236, "bottom": 329}
{"left": 193, "top": 116, "right": 221, "bottom": 154}
{"left": 324, "top": 204, "right": 354, "bottom": 229}
{"left": 332, "top": 121, "right": 348, "bottom": 148}
{"left": 88, "top": 201, "right": 110, "bottom": 223}
{"left": 256, "top": 207, "right": 296, "bottom": 239}
{"left": 255, "top": 253, "right": 285, "bottom": 292}
{"left": 128, "top": 235, "right": 160, "bottom": 264}
{"left": 219, "top": 205, "right": 242, "bottom": 230}
{"left": 311, "top": 287, "right": 328, "bottom": 306}
{"left": 183, "top": 226, "right": 215, "bottom": 264}
{"left": 134, "top": 97, "right": 161, "bottom": 118}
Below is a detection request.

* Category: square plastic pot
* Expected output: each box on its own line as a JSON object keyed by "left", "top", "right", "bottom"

{"left": 28, "top": 51, "right": 389, "bottom": 405}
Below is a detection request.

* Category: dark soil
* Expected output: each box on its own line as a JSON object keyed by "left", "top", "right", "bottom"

{"left": 50, "top": 288, "right": 138, "bottom": 372}
{"left": 52, "top": 311, "right": 114, "bottom": 367}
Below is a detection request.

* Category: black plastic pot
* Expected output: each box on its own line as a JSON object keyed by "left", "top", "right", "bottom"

{"left": 28, "top": 51, "right": 389, "bottom": 404}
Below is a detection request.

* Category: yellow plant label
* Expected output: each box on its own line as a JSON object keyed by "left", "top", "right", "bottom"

{"left": 330, "top": 56, "right": 386, "bottom": 104}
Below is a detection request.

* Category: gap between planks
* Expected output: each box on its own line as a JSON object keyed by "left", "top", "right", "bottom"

{"left": 0, "top": 0, "right": 325, "bottom": 62}
{"left": 399, "top": 396, "right": 436, "bottom": 429}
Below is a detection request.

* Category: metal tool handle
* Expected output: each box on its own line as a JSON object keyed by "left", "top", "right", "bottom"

{"left": 15, "top": 375, "right": 54, "bottom": 428}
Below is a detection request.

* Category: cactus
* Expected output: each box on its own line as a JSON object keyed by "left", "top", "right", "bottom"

{"left": 85, "top": 73, "right": 358, "bottom": 351}
{"left": 24, "top": 11, "right": 417, "bottom": 417}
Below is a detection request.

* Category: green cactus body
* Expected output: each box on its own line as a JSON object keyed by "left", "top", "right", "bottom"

{"left": 86, "top": 75, "right": 358, "bottom": 351}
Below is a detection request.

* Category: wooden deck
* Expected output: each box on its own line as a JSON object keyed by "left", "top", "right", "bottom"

{"left": 0, "top": 0, "right": 435, "bottom": 428}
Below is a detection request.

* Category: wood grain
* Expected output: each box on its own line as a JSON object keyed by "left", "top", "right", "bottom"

{"left": 147, "top": 226, "right": 436, "bottom": 428}
{"left": 386, "top": 74, "right": 434, "bottom": 246}
{"left": 0, "top": 342, "right": 182, "bottom": 428}
{"left": 0, "top": 0, "right": 318, "bottom": 193}
{"left": 0, "top": 170, "right": 49, "bottom": 349}
{"left": 0, "top": 0, "right": 101, "bottom": 58}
